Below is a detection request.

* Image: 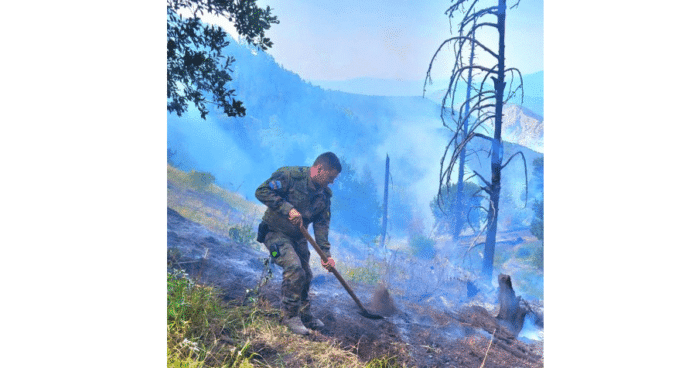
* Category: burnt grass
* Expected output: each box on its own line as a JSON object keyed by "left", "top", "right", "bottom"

{"left": 167, "top": 180, "right": 543, "bottom": 367}
{"left": 168, "top": 205, "right": 543, "bottom": 367}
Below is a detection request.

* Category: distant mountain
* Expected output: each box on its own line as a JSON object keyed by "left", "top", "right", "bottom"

{"left": 424, "top": 71, "right": 544, "bottom": 118}
{"left": 500, "top": 104, "right": 544, "bottom": 153}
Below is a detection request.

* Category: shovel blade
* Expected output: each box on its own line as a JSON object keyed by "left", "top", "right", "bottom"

{"left": 358, "top": 309, "right": 384, "bottom": 320}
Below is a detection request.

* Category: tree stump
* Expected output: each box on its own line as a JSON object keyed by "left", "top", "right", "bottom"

{"left": 495, "top": 274, "right": 528, "bottom": 336}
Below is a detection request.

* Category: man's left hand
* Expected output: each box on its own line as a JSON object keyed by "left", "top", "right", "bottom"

{"left": 321, "top": 257, "right": 335, "bottom": 271}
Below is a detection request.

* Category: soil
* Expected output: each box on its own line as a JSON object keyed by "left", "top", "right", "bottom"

{"left": 167, "top": 206, "right": 543, "bottom": 367}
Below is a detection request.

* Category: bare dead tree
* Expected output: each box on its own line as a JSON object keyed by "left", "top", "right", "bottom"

{"left": 425, "top": 0, "right": 528, "bottom": 282}
{"left": 452, "top": 17, "right": 478, "bottom": 241}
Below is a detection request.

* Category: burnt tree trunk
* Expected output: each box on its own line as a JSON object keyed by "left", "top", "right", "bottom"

{"left": 495, "top": 274, "right": 527, "bottom": 337}
{"left": 481, "top": 0, "right": 507, "bottom": 281}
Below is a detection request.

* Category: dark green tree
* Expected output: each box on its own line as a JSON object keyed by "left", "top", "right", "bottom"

{"left": 167, "top": 0, "right": 278, "bottom": 119}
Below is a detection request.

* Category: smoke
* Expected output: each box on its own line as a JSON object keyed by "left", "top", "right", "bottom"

{"left": 168, "top": 36, "right": 542, "bottom": 242}
{"left": 518, "top": 314, "right": 543, "bottom": 342}
{"left": 167, "top": 109, "right": 258, "bottom": 197}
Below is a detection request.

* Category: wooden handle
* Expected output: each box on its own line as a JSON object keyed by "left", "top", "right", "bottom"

{"left": 298, "top": 225, "right": 369, "bottom": 312}
{"left": 299, "top": 225, "right": 330, "bottom": 263}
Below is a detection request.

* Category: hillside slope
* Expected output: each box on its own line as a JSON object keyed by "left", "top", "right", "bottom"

{"left": 167, "top": 165, "right": 544, "bottom": 367}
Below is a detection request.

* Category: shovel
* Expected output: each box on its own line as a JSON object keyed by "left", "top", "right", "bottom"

{"left": 299, "top": 225, "right": 384, "bottom": 320}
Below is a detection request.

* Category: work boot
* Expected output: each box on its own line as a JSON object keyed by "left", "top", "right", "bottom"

{"left": 301, "top": 314, "right": 325, "bottom": 330}
{"left": 283, "top": 316, "right": 310, "bottom": 335}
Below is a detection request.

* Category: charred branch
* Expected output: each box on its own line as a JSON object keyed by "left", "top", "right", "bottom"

{"left": 437, "top": 123, "right": 498, "bottom": 195}
{"left": 452, "top": 97, "right": 497, "bottom": 130}
{"left": 464, "top": 148, "right": 487, "bottom": 168}
{"left": 451, "top": 5, "right": 500, "bottom": 34}
{"left": 472, "top": 132, "right": 493, "bottom": 143}
{"left": 471, "top": 170, "right": 492, "bottom": 191}
{"left": 503, "top": 67, "right": 524, "bottom": 103}
{"left": 467, "top": 205, "right": 487, "bottom": 230}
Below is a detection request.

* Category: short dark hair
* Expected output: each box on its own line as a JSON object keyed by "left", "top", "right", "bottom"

{"left": 313, "top": 152, "right": 342, "bottom": 173}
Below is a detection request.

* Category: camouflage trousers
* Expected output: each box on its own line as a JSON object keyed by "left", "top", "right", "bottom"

{"left": 263, "top": 231, "right": 313, "bottom": 318}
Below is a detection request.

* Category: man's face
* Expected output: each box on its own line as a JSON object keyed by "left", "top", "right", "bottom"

{"left": 313, "top": 165, "right": 339, "bottom": 188}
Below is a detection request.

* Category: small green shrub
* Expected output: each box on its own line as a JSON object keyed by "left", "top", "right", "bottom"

{"left": 342, "top": 263, "right": 381, "bottom": 285}
{"left": 365, "top": 355, "right": 403, "bottom": 368}
{"left": 168, "top": 270, "right": 228, "bottom": 340}
{"left": 229, "top": 224, "right": 256, "bottom": 247}
{"left": 188, "top": 170, "right": 216, "bottom": 190}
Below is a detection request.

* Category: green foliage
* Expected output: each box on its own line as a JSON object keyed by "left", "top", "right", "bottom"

{"left": 364, "top": 356, "right": 402, "bottom": 368}
{"left": 229, "top": 223, "right": 256, "bottom": 246}
{"left": 168, "top": 270, "right": 228, "bottom": 340}
{"left": 430, "top": 181, "right": 484, "bottom": 235}
{"left": 188, "top": 170, "right": 216, "bottom": 190}
{"left": 409, "top": 235, "right": 436, "bottom": 259}
{"left": 167, "top": 0, "right": 278, "bottom": 119}
{"left": 168, "top": 270, "right": 232, "bottom": 366}
{"left": 331, "top": 159, "right": 382, "bottom": 239}
{"left": 167, "top": 270, "right": 270, "bottom": 367}
{"left": 167, "top": 269, "right": 406, "bottom": 367}
{"left": 340, "top": 260, "right": 382, "bottom": 285}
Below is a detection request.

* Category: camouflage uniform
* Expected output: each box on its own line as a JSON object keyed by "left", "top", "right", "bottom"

{"left": 255, "top": 166, "right": 332, "bottom": 320}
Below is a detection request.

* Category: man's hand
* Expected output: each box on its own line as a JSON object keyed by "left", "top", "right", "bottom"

{"left": 321, "top": 257, "right": 335, "bottom": 271}
{"left": 288, "top": 208, "right": 303, "bottom": 227}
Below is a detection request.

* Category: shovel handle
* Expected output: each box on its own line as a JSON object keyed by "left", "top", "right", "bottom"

{"left": 298, "top": 225, "right": 370, "bottom": 313}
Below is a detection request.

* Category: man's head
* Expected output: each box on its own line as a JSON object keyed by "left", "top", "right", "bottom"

{"left": 310, "top": 152, "right": 342, "bottom": 188}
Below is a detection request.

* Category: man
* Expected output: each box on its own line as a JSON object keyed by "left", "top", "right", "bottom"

{"left": 255, "top": 152, "right": 341, "bottom": 335}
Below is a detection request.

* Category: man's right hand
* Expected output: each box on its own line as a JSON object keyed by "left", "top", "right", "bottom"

{"left": 321, "top": 256, "right": 335, "bottom": 271}
{"left": 288, "top": 208, "right": 303, "bottom": 227}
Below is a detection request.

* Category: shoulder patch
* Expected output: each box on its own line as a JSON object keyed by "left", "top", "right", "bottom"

{"left": 269, "top": 180, "right": 282, "bottom": 190}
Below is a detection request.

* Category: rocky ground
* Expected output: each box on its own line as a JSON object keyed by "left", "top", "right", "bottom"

{"left": 167, "top": 207, "right": 544, "bottom": 367}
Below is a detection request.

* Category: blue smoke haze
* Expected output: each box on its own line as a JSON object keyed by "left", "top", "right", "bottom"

{"left": 168, "top": 36, "right": 543, "bottom": 234}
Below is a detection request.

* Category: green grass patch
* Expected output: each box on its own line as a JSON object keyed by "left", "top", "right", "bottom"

{"left": 339, "top": 260, "right": 384, "bottom": 285}
{"left": 167, "top": 269, "right": 406, "bottom": 367}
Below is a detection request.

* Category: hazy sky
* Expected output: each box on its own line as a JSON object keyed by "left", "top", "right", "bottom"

{"left": 207, "top": 0, "right": 543, "bottom": 82}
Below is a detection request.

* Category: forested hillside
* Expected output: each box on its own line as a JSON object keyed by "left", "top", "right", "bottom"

{"left": 167, "top": 37, "right": 543, "bottom": 238}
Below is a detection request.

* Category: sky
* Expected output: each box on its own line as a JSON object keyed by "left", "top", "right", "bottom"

{"left": 203, "top": 0, "right": 543, "bottom": 83}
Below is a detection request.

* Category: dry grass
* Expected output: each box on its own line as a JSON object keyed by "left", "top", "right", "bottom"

{"left": 167, "top": 270, "right": 405, "bottom": 368}
{"left": 167, "top": 165, "right": 264, "bottom": 239}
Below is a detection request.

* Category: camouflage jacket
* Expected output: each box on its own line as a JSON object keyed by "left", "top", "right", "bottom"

{"left": 255, "top": 166, "right": 332, "bottom": 257}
